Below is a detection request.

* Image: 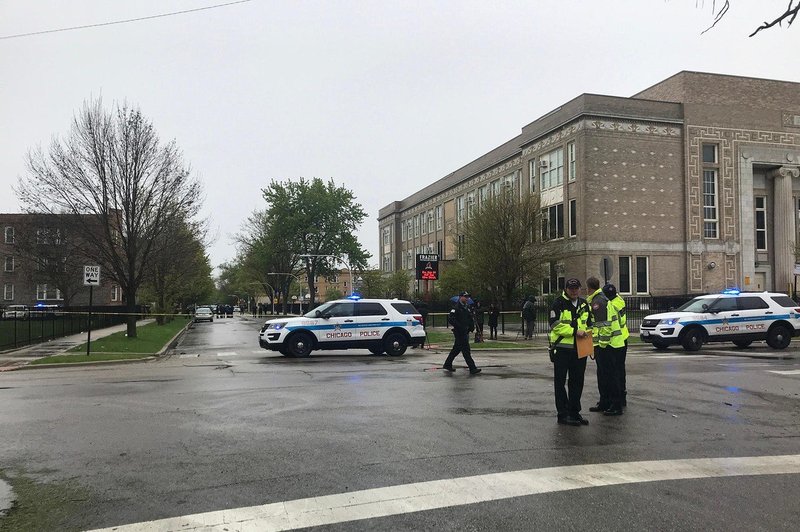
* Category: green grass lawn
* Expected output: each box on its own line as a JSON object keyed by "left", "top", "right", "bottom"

{"left": 29, "top": 317, "right": 190, "bottom": 364}
{"left": 425, "top": 329, "right": 529, "bottom": 349}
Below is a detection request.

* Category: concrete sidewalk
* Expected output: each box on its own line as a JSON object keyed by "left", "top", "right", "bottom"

{"left": 0, "top": 319, "right": 155, "bottom": 371}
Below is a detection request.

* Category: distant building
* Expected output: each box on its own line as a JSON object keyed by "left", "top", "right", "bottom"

{"left": 378, "top": 71, "right": 800, "bottom": 296}
{"left": 1, "top": 213, "right": 121, "bottom": 308}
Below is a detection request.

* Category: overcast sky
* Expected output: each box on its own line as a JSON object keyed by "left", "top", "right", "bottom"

{"left": 1, "top": 0, "right": 798, "bottom": 274}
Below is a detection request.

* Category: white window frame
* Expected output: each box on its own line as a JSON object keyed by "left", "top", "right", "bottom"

{"left": 36, "top": 284, "right": 63, "bottom": 301}
{"left": 3, "top": 283, "right": 13, "bottom": 301}
{"left": 3, "top": 256, "right": 13, "bottom": 272}
{"left": 420, "top": 212, "right": 427, "bottom": 235}
{"left": 703, "top": 169, "right": 718, "bottom": 239}
{"left": 528, "top": 158, "right": 536, "bottom": 193}
{"left": 456, "top": 196, "right": 465, "bottom": 223}
{"left": 540, "top": 148, "right": 564, "bottom": 191}
{"left": 466, "top": 192, "right": 475, "bottom": 219}
{"left": 568, "top": 142, "right": 576, "bottom": 182}
{"left": 491, "top": 179, "right": 501, "bottom": 198}
{"left": 755, "top": 196, "right": 767, "bottom": 251}
{"left": 619, "top": 256, "right": 632, "bottom": 294}
{"left": 541, "top": 203, "right": 564, "bottom": 240}
{"left": 3, "top": 227, "right": 14, "bottom": 244}
{"left": 435, "top": 205, "right": 443, "bottom": 230}
{"left": 401, "top": 221, "right": 407, "bottom": 242}
{"left": 427, "top": 210, "right": 434, "bottom": 233}
{"left": 478, "top": 185, "right": 488, "bottom": 208}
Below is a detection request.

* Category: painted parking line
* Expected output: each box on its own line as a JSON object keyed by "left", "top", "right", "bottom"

{"left": 767, "top": 369, "right": 800, "bottom": 375}
{"left": 216, "top": 352, "right": 239, "bottom": 357}
{"left": 89, "top": 454, "right": 800, "bottom": 532}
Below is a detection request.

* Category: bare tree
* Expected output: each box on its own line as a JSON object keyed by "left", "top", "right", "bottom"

{"left": 702, "top": 0, "right": 799, "bottom": 36}
{"left": 16, "top": 98, "right": 203, "bottom": 337}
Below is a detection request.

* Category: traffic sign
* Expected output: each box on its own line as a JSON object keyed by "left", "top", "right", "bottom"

{"left": 84, "top": 265, "right": 101, "bottom": 286}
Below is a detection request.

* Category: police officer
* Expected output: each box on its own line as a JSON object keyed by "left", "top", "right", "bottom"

{"left": 587, "top": 277, "right": 621, "bottom": 415}
{"left": 443, "top": 291, "right": 481, "bottom": 374}
{"left": 604, "top": 283, "right": 629, "bottom": 408}
{"left": 549, "top": 278, "right": 590, "bottom": 426}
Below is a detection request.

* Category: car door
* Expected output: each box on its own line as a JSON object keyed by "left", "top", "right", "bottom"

{"left": 735, "top": 295, "right": 771, "bottom": 336}
{"left": 314, "top": 301, "right": 356, "bottom": 345}
{"left": 704, "top": 296, "right": 739, "bottom": 338}
{"left": 354, "top": 302, "right": 389, "bottom": 342}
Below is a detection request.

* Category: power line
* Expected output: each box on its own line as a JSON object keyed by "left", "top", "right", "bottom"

{"left": 0, "top": 0, "right": 255, "bottom": 41}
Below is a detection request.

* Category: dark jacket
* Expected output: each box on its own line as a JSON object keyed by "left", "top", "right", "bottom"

{"left": 448, "top": 303, "right": 474, "bottom": 335}
{"left": 488, "top": 305, "right": 499, "bottom": 326}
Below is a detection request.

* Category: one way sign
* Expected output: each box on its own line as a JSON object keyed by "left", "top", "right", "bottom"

{"left": 83, "top": 265, "right": 101, "bottom": 286}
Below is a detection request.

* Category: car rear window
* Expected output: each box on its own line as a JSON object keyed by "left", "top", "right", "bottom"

{"left": 770, "top": 295, "right": 798, "bottom": 307}
{"left": 737, "top": 296, "right": 769, "bottom": 310}
{"left": 391, "top": 302, "right": 418, "bottom": 315}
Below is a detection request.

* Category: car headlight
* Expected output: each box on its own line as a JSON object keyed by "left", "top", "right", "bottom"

{"left": 659, "top": 318, "right": 680, "bottom": 326}
{"left": 268, "top": 322, "right": 287, "bottom": 331}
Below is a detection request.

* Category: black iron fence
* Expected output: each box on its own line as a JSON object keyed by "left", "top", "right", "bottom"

{"left": 422, "top": 295, "right": 694, "bottom": 335}
{"left": 0, "top": 307, "right": 146, "bottom": 351}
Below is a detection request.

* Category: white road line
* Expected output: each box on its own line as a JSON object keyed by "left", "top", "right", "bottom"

{"left": 88, "top": 454, "right": 800, "bottom": 532}
{"left": 767, "top": 369, "right": 800, "bottom": 375}
{"left": 178, "top": 354, "right": 199, "bottom": 358}
{"left": 217, "top": 352, "right": 239, "bottom": 357}
{"left": 647, "top": 354, "right": 715, "bottom": 359}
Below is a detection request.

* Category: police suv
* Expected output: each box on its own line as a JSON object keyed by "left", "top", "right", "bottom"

{"left": 259, "top": 297, "right": 426, "bottom": 357}
{"left": 639, "top": 290, "right": 800, "bottom": 351}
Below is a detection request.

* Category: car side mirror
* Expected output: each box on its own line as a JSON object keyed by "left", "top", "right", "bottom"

{"left": 314, "top": 310, "right": 322, "bottom": 318}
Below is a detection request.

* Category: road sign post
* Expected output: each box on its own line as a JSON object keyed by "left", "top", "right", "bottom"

{"left": 84, "top": 266, "right": 101, "bottom": 355}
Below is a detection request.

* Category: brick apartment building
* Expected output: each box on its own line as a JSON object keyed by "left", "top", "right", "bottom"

{"left": 378, "top": 71, "right": 800, "bottom": 297}
{"left": 1, "top": 213, "right": 121, "bottom": 308}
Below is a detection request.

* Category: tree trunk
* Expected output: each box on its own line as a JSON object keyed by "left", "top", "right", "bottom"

{"left": 125, "top": 287, "right": 138, "bottom": 338}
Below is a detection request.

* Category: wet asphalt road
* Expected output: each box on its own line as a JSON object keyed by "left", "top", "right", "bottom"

{"left": 0, "top": 314, "right": 799, "bottom": 530}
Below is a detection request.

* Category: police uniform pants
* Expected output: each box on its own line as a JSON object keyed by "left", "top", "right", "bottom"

{"left": 444, "top": 332, "right": 477, "bottom": 370}
{"left": 619, "top": 341, "right": 628, "bottom": 404}
{"left": 607, "top": 345, "right": 625, "bottom": 408}
{"left": 594, "top": 346, "right": 613, "bottom": 409}
{"left": 553, "top": 348, "right": 587, "bottom": 418}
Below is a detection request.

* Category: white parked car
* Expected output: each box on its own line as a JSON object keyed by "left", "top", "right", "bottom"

{"left": 194, "top": 307, "right": 214, "bottom": 323}
{"left": 2, "top": 305, "right": 29, "bottom": 320}
{"left": 259, "top": 297, "right": 426, "bottom": 357}
{"left": 639, "top": 290, "right": 800, "bottom": 351}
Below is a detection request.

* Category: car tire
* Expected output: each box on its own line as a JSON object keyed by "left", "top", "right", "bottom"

{"left": 287, "top": 332, "right": 314, "bottom": 357}
{"left": 766, "top": 324, "right": 792, "bottom": 349}
{"left": 368, "top": 346, "right": 384, "bottom": 355}
{"left": 732, "top": 339, "right": 752, "bottom": 348}
{"left": 652, "top": 340, "right": 670, "bottom": 350}
{"left": 384, "top": 332, "right": 408, "bottom": 356}
{"left": 681, "top": 327, "right": 704, "bottom": 351}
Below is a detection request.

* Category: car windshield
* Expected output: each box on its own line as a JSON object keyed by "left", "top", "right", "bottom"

{"left": 675, "top": 297, "right": 720, "bottom": 312}
{"left": 304, "top": 301, "right": 336, "bottom": 317}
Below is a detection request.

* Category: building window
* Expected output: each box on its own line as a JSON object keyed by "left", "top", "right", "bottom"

{"left": 435, "top": 205, "right": 443, "bottom": 230}
{"left": 457, "top": 234, "right": 465, "bottom": 259}
{"left": 528, "top": 158, "right": 536, "bottom": 193}
{"left": 420, "top": 213, "right": 426, "bottom": 235}
{"left": 541, "top": 204, "right": 564, "bottom": 240}
{"left": 569, "top": 199, "right": 577, "bottom": 237}
{"left": 636, "top": 257, "right": 649, "bottom": 294}
{"left": 491, "top": 179, "right": 501, "bottom": 198}
{"left": 503, "top": 172, "right": 516, "bottom": 193}
{"left": 478, "top": 185, "right": 488, "bottom": 208}
{"left": 4, "top": 227, "right": 14, "bottom": 244}
{"left": 540, "top": 148, "right": 564, "bottom": 191}
{"left": 3, "top": 256, "right": 13, "bottom": 272}
{"left": 437, "top": 240, "right": 443, "bottom": 259}
{"left": 406, "top": 251, "right": 413, "bottom": 270}
{"left": 36, "top": 284, "right": 63, "bottom": 301}
{"left": 755, "top": 196, "right": 767, "bottom": 251}
{"left": 702, "top": 144, "right": 718, "bottom": 164}
{"left": 382, "top": 253, "right": 392, "bottom": 272}
{"left": 382, "top": 226, "right": 391, "bottom": 246}
{"left": 401, "top": 222, "right": 407, "bottom": 242}
{"left": 703, "top": 169, "right": 718, "bottom": 238}
{"left": 427, "top": 210, "right": 434, "bottom": 233}
{"left": 466, "top": 192, "right": 475, "bottom": 219}
{"left": 456, "top": 196, "right": 465, "bottom": 223}
{"left": 3, "top": 283, "right": 13, "bottom": 300}
{"left": 406, "top": 220, "right": 412, "bottom": 241}
{"left": 619, "top": 257, "right": 631, "bottom": 294}
{"left": 413, "top": 215, "right": 420, "bottom": 237}
{"left": 568, "top": 142, "right": 576, "bottom": 181}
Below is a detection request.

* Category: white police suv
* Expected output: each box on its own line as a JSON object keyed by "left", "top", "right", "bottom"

{"left": 639, "top": 290, "right": 800, "bottom": 351}
{"left": 259, "top": 297, "right": 426, "bottom": 357}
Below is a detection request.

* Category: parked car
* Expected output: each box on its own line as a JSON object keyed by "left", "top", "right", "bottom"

{"left": 259, "top": 297, "right": 426, "bottom": 357}
{"left": 2, "top": 305, "right": 29, "bottom": 320}
{"left": 639, "top": 289, "right": 800, "bottom": 351}
{"left": 194, "top": 307, "right": 214, "bottom": 323}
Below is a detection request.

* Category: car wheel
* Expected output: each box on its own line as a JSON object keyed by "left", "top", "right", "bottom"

{"left": 732, "top": 339, "right": 752, "bottom": 348}
{"left": 681, "top": 327, "right": 704, "bottom": 351}
{"left": 384, "top": 332, "right": 408, "bottom": 356}
{"left": 368, "top": 346, "right": 384, "bottom": 355}
{"left": 652, "top": 340, "right": 670, "bottom": 350}
{"left": 287, "top": 332, "right": 313, "bottom": 357}
{"left": 766, "top": 324, "right": 792, "bottom": 349}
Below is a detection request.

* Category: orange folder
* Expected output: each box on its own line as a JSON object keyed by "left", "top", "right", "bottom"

{"left": 576, "top": 331, "right": 593, "bottom": 358}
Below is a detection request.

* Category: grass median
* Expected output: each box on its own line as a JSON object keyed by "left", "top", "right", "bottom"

{"left": 425, "top": 329, "right": 534, "bottom": 349}
{"left": 30, "top": 317, "right": 190, "bottom": 365}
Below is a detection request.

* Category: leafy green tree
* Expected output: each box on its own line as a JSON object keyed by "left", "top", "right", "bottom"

{"left": 355, "top": 268, "right": 386, "bottom": 298}
{"left": 386, "top": 270, "right": 413, "bottom": 299}
{"left": 261, "top": 178, "right": 370, "bottom": 305}
{"left": 325, "top": 287, "right": 343, "bottom": 301}
{"left": 17, "top": 98, "right": 203, "bottom": 337}
{"left": 437, "top": 261, "right": 474, "bottom": 303}
{"left": 458, "top": 191, "right": 569, "bottom": 307}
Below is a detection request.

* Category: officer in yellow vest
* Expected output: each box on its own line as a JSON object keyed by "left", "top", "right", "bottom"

{"left": 586, "top": 277, "right": 616, "bottom": 414}
{"left": 548, "top": 278, "right": 591, "bottom": 426}
{"left": 604, "top": 283, "right": 629, "bottom": 408}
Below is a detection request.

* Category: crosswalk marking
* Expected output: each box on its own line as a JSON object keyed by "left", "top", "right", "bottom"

{"left": 767, "top": 369, "right": 800, "bottom": 375}
{"left": 217, "top": 351, "right": 239, "bottom": 357}
{"left": 89, "top": 454, "right": 800, "bottom": 532}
